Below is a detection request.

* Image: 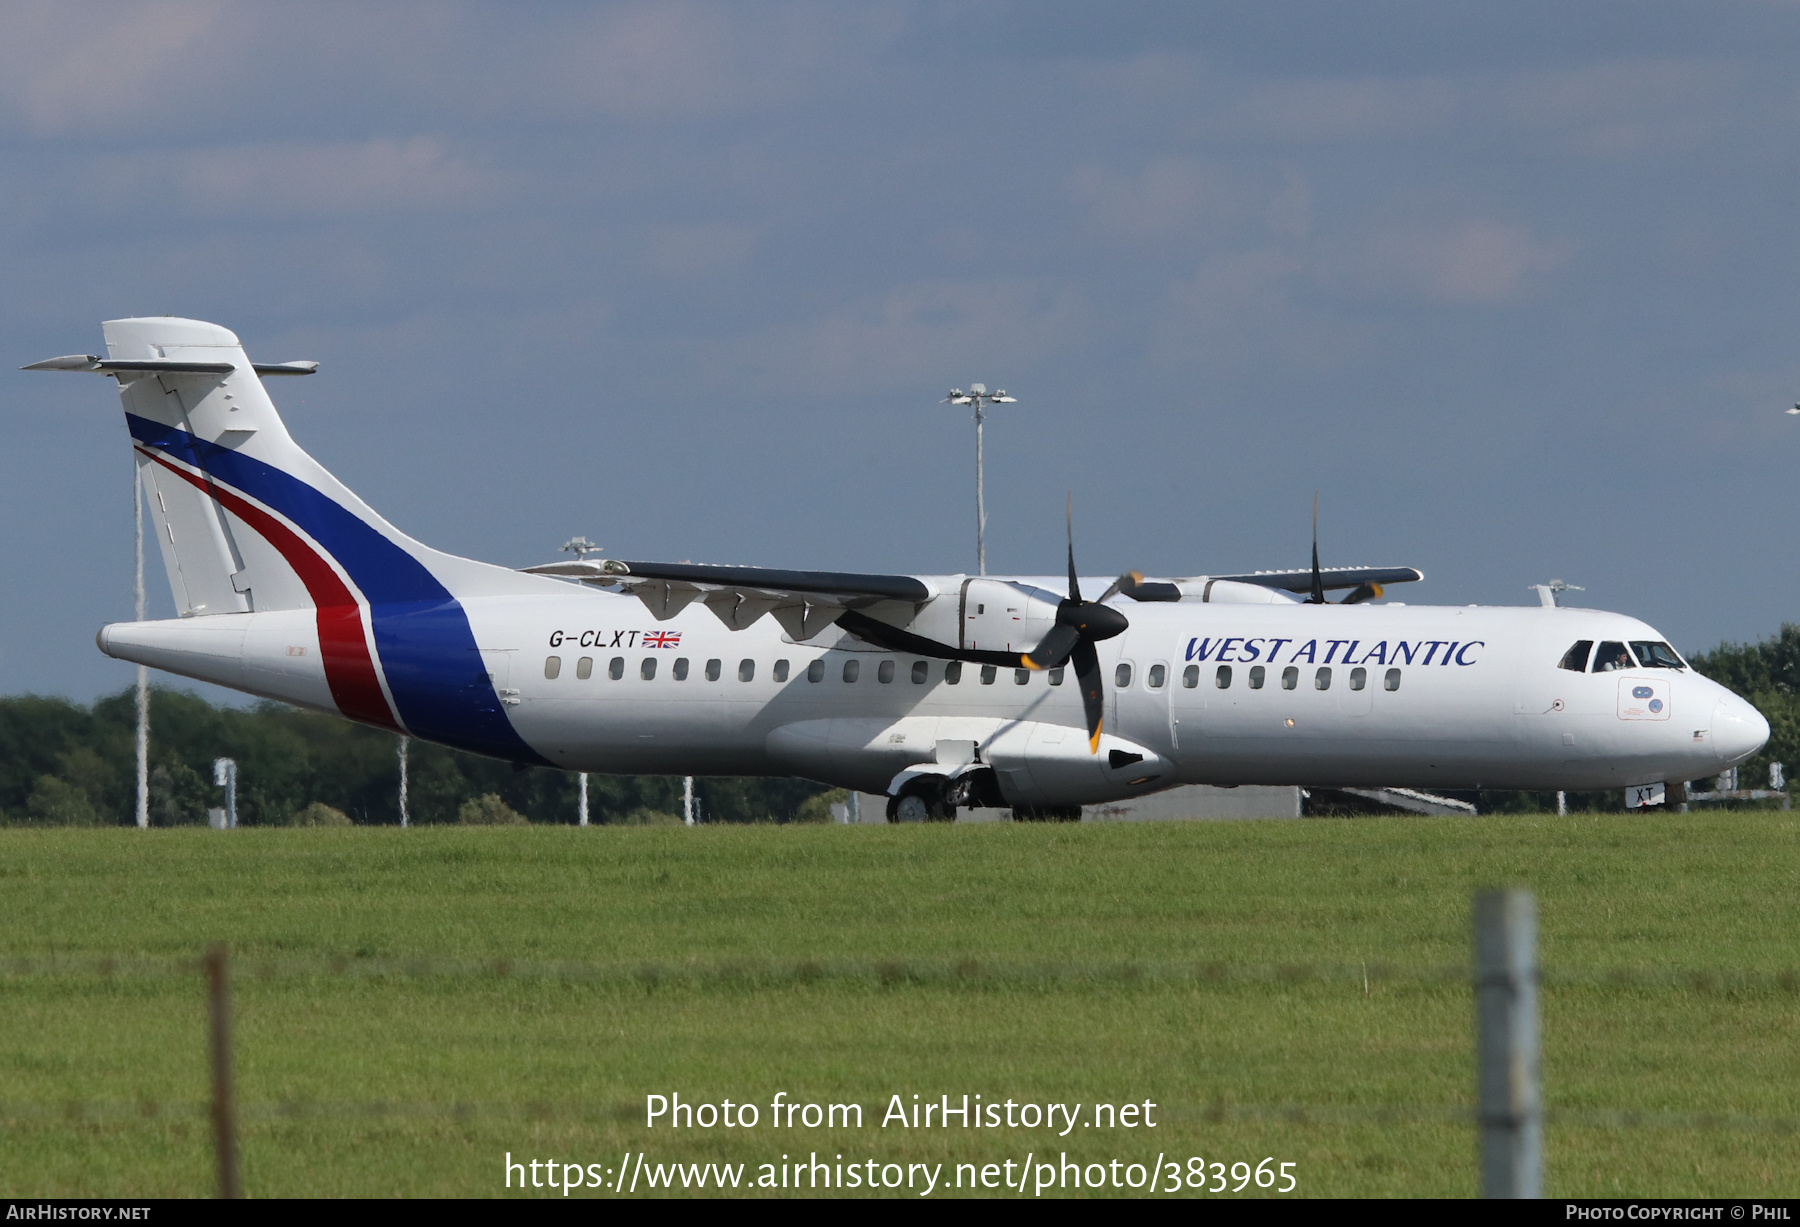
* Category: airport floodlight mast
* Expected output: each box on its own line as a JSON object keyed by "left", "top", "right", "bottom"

{"left": 561, "top": 536, "right": 602, "bottom": 826}
{"left": 133, "top": 459, "right": 149, "bottom": 828}
{"left": 942, "top": 384, "right": 1017, "bottom": 575}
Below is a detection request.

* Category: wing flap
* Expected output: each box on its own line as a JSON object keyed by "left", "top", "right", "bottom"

{"left": 520, "top": 558, "right": 933, "bottom": 637}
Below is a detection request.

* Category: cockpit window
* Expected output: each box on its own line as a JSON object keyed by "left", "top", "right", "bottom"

{"left": 1629, "top": 640, "right": 1685, "bottom": 670}
{"left": 1591, "top": 641, "right": 1635, "bottom": 672}
{"left": 1558, "top": 641, "right": 1593, "bottom": 672}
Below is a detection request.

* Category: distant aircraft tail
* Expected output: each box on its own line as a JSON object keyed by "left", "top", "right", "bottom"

{"left": 38, "top": 317, "right": 555, "bottom": 760}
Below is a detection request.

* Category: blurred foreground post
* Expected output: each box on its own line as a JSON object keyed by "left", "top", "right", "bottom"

{"left": 1474, "top": 890, "right": 1541, "bottom": 1198}
{"left": 578, "top": 772, "right": 589, "bottom": 826}
{"left": 398, "top": 736, "right": 409, "bottom": 828}
{"left": 205, "top": 942, "right": 240, "bottom": 1199}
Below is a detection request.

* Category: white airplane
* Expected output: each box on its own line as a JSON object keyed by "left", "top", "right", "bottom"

{"left": 28, "top": 318, "right": 1768, "bottom": 821}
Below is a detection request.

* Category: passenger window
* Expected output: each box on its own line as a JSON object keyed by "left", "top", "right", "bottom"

{"left": 842, "top": 659, "right": 860, "bottom": 683}
{"left": 575, "top": 656, "right": 592, "bottom": 680}
{"left": 1281, "top": 666, "right": 1298, "bottom": 690}
{"left": 1015, "top": 668, "right": 1030, "bottom": 685}
{"left": 807, "top": 659, "right": 824, "bottom": 682}
{"left": 544, "top": 656, "right": 561, "bottom": 679}
{"left": 1591, "top": 641, "right": 1634, "bottom": 672}
{"left": 1630, "top": 641, "right": 1685, "bottom": 669}
{"left": 609, "top": 656, "right": 625, "bottom": 680}
{"left": 1559, "top": 640, "right": 1593, "bottom": 672}
{"left": 1315, "top": 667, "right": 1331, "bottom": 691}
{"left": 1384, "top": 668, "right": 1401, "bottom": 691}
{"left": 945, "top": 661, "right": 962, "bottom": 684}
{"left": 1183, "top": 664, "right": 1199, "bottom": 688}
{"left": 705, "top": 658, "right": 721, "bottom": 681}
{"left": 878, "top": 660, "right": 895, "bottom": 684}
{"left": 980, "top": 665, "right": 997, "bottom": 685}
{"left": 1215, "top": 665, "right": 1232, "bottom": 689}
{"left": 1349, "top": 667, "right": 1366, "bottom": 691}
{"left": 738, "top": 659, "right": 755, "bottom": 682}
{"left": 1147, "top": 664, "right": 1166, "bottom": 689}
{"left": 1249, "top": 665, "right": 1265, "bottom": 690}
{"left": 911, "top": 660, "right": 928, "bottom": 684}
{"left": 773, "top": 659, "right": 790, "bottom": 682}
{"left": 640, "top": 657, "right": 657, "bottom": 681}
{"left": 673, "top": 657, "right": 689, "bottom": 681}
{"left": 1116, "top": 664, "right": 1133, "bottom": 688}
{"left": 1048, "top": 666, "right": 1064, "bottom": 685}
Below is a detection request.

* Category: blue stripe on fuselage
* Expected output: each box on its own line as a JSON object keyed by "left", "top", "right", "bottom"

{"left": 128, "top": 414, "right": 550, "bottom": 765}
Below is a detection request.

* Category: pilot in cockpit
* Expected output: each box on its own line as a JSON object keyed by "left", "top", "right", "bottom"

{"left": 1591, "top": 641, "right": 1634, "bottom": 672}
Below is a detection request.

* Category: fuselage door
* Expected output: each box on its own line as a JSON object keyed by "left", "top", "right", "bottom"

{"left": 478, "top": 648, "right": 519, "bottom": 707}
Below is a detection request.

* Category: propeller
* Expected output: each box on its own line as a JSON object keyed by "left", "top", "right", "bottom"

{"left": 832, "top": 499, "right": 1131, "bottom": 755}
{"left": 1019, "top": 499, "right": 1130, "bottom": 752}
{"left": 1306, "top": 493, "right": 1385, "bottom": 604}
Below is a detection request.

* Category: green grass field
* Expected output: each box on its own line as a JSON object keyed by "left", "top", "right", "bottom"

{"left": 1, "top": 813, "right": 1795, "bottom": 1199}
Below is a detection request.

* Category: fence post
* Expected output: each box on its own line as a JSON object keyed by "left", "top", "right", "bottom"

{"left": 1474, "top": 890, "right": 1541, "bottom": 1198}
{"left": 205, "top": 942, "right": 241, "bottom": 1199}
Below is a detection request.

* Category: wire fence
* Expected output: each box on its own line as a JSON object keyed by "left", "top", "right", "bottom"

{"left": 2, "top": 953, "right": 1796, "bottom": 992}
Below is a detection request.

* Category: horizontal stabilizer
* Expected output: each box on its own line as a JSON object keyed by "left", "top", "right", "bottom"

{"left": 22, "top": 355, "right": 316, "bottom": 376}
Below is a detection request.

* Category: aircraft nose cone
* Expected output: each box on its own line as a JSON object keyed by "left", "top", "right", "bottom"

{"left": 1711, "top": 696, "right": 1769, "bottom": 766}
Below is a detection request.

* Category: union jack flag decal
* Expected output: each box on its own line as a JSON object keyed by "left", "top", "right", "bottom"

{"left": 644, "top": 631, "right": 681, "bottom": 648}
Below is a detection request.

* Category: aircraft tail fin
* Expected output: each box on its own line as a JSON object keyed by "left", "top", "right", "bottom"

{"left": 98, "top": 316, "right": 533, "bottom": 618}
{"left": 25, "top": 317, "right": 559, "bottom": 760}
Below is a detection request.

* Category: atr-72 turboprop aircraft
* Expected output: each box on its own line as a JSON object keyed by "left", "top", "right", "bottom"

{"left": 29, "top": 318, "right": 1768, "bottom": 820}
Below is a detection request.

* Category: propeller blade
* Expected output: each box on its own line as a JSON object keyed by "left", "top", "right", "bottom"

{"left": 1065, "top": 495, "right": 1082, "bottom": 604}
{"left": 1072, "top": 638, "right": 1105, "bottom": 754}
{"left": 1340, "top": 581, "right": 1384, "bottom": 605}
{"left": 1095, "top": 570, "right": 1144, "bottom": 606}
{"left": 834, "top": 609, "right": 1023, "bottom": 667}
{"left": 1308, "top": 492, "right": 1326, "bottom": 604}
{"left": 1023, "top": 623, "right": 1081, "bottom": 671}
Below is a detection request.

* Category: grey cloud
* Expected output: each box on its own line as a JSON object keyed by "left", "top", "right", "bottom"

{"left": 1324, "top": 221, "right": 1575, "bottom": 305}
{"left": 0, "top": 0, "right": 229, "bottom": 135}
{"left": 78, "top": 137, "right": 502, "bottom": 219}
{"left": 735, "top": 277, "right": 1092, "bottom": 393}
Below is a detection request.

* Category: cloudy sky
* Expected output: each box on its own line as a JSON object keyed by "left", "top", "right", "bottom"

{"left": 6, "top": 1, "right": 1800, "bottom": 702}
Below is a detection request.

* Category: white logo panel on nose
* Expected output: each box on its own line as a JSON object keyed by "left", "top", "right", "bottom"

{"left": 1617, "top": 676, "right": 1671, "bottom": 721}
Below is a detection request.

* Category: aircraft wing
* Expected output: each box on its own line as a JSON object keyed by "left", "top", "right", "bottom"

{"left": 521, "top": 559, "right": 932, "bottom": 639}
{"left": 1209, "top": 566, "right": 1422, "bottom": 595}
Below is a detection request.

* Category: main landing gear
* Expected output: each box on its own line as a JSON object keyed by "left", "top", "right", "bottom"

{"left": 887, "top": 776, "right": 954, "bottom": 822}
{"left": 884, "top": 771, "right": 1080, "bottom": 823}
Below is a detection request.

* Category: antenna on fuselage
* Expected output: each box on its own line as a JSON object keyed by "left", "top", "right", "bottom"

{"left": 1530, "top": 579, "right": 1584, "bottom": 608}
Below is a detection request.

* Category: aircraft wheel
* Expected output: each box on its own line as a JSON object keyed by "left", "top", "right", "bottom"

{"left": 888, "top": 779, "right": 954, "bottom": 823}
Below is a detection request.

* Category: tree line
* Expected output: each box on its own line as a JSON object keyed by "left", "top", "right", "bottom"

{"left": 0, "top": 687, "right": 835, "bottom": 826}
{"left": 3, "top": 626, "right": 1794, "bottom": 826}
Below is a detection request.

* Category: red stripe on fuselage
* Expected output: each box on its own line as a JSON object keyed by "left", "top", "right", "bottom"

{"left": 139, "top": 448, "right": 400, "bottom": 731}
